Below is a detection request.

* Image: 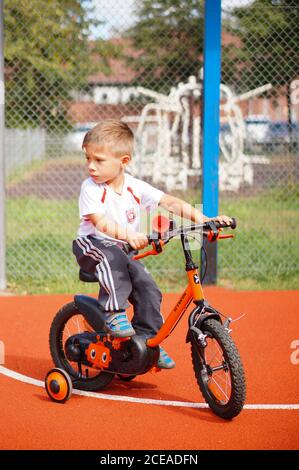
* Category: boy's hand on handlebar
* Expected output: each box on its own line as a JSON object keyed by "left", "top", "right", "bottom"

{"left": 208, "top": 215, "right": 233, "bottom": 226}
{"left": 127, "top": 231, "right": 149, "bottom": 251}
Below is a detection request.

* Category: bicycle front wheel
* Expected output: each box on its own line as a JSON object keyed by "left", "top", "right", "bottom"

{"left": 191, "top": 319, "right": 246, "bottom": 419}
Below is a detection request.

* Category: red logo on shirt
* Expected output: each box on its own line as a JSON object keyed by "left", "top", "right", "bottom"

{"left": 126, "top": 208, "right": 136, "bottom": 224}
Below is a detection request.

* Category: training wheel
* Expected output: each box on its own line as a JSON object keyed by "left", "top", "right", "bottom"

{"left": 45, "top": 368, "right": 73, "bottom": 403}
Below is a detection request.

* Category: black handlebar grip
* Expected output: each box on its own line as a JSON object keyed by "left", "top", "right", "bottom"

{"left": 124, "top": 236, "right": 152, "bottom": 254}
{"left": 211, "top": 218, "right": 237, "bottom": 230}
{"left": 123, "top": 243, "right": 135, "bottom": 254}
{"left": 230, "top": 218, "right": 237, "bottom": 229}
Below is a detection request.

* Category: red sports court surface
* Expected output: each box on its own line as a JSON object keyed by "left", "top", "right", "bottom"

{"left": 0, "top": 288, "right": 298, "bottom": 450}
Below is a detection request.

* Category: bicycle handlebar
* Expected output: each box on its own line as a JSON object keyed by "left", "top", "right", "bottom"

{"left": 164, "top": 217, "right": 237, "bottom": 241}
{"left": 128, "top": 218, "right": 237, "bottom": 260}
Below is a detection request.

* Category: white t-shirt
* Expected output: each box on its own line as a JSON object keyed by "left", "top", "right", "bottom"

{"left": 78, "top": 173, "right": 164, "bottom": 242}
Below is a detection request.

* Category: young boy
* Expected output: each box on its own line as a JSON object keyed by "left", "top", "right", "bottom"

{"left": 73, "top": 119, "right": 232, "bottom": 369}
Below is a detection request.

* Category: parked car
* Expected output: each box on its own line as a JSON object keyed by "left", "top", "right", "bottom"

{"left": 244, "top": 116, "right": 299, "bottom": 153}
{"left": 264, "top": 121, "right": 299, "bottom": 153}
{"left": 64, "top": 122, "right": 96, "bottom": 152}
{"left": 245, "top": 116, "right": 270, "bottom": 146}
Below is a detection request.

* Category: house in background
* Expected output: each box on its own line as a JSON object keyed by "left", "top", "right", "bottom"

{"left": 68, "top": 38, "right": 143, "bottom": 125}
{"left": 68, "top": 34, "right": 299, "bottom": 127}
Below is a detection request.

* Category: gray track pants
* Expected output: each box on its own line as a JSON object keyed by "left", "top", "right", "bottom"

{"left": 73, "top": 236, "right": 164, "bottom": 338}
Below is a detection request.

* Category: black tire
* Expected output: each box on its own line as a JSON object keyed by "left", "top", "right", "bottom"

{"left": 191, "top": 319, "right": 246, "bottom": 419}
{"left": 49, "top": 302, "right": 115, "bottom": 391}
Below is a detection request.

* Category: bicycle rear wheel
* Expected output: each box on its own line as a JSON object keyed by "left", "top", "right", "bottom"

{"left": 191, "top": 318, "right": 246, "bottom": 419}
{"left": 49, "top": 302, "right": 115, "bottom": 391}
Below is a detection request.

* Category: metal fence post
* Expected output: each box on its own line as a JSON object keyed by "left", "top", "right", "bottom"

{"left": 0, "top": 0, "right": 6, "bottom": 290}
{"left": 201, "top": 0, "right": 222, "bottom": 285}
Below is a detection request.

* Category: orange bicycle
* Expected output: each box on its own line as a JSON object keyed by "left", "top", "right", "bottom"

{"left": 45, "top": 216, "right": 246, "bottom": 419}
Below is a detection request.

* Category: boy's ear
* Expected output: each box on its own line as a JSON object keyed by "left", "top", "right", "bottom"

{"left": 121, "top": 154, "right": 131, "bottom": 166}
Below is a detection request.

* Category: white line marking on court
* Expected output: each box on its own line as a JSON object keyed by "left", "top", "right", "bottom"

{"left": 1, "top": 365, "right": 299, "bottom": 410}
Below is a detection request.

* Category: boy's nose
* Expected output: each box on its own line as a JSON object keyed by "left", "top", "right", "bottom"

{"left": 88, "top": 161, "right": 96, "bottom": 171}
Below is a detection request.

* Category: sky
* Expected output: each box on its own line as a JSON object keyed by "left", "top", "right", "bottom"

{"left": 89, "top": 0, "right": 137, "bottom": 39}
{"left": 89, "top": 0, "right": 254, "bottom": 39}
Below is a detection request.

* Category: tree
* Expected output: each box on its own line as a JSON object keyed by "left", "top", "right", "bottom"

{"left": 4, "top": 0, "right": 118, "bottom": 130}
{"left": 126, "top": 0, "right": 204, "bottom": 92}
{"left": 223, "top": 0, "right": 299, "bottom": 145}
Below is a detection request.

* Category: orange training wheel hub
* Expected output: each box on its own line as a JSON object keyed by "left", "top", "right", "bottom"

{"left": 45, "top": 368, "right": 73, "bottom": 403}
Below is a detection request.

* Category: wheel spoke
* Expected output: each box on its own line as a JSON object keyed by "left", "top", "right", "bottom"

{"left": 64, "top": 324, "right": 71, "bottom": 338}
{"left": 76, "top": 316, "right": 80, "bottom": 333}
{"left": 206, "top": 339, "right": 223, "bottom": 365}
{"left": 212, "top": 368, "right": 231, "bottom": 392}
{"left": 210, "top": 376, "right": 229, "bottom": 402}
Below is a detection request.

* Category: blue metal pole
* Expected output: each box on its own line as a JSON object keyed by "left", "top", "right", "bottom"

{"left": 201, "top": 0, "right": 222, "bottom": 284}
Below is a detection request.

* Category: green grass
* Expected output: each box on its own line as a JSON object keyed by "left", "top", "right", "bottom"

{"left": 5, "top": 185, "right": 299, "bottom": 294}
{"left": 218, "top": 186, "right": 299, "bottom": 290}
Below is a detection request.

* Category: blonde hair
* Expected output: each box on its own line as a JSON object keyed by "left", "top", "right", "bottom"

{"left": 82, "top": 119, "right": 134, "bottom": 157}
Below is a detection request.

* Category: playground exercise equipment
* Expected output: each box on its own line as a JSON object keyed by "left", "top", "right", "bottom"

{"left": 123, "top": 77, "right": 271, "bottom": 192}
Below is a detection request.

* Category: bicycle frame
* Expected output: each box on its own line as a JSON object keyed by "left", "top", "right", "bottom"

{"left": 147, "top": 235, "right": 204, "bottom": 348}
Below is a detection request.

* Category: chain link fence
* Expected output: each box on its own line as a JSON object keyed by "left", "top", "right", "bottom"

{"left": 3, "top": 0, "right": 299, "bottom": 293}
{"left": 219, "top": 0, "right": 299, "bottom": 289}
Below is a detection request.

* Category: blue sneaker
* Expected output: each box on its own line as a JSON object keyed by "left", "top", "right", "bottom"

{"left": 157, "top": 347, "right": 175, "bottom": 369}
{"left": 104, "top": 311, "right": 136, "bottom": 338}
